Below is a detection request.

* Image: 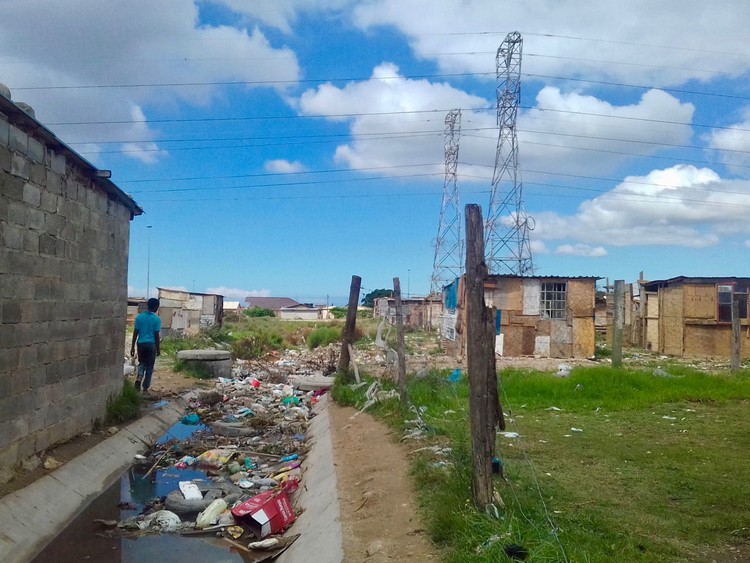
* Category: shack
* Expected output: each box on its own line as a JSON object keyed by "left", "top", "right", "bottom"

{"left": 443, "top": 275, "right": 599, "bottom": 358}
{"left": 373, "top": 295, "right": 442, "bottom": 330}
{"left": 157, "top": 288, "right": 224, "bottom": 336}
{"left": 638, "top": 276, "right": 750, "bottom": 358}
{"left": 278, "top": 304, "right": 322, "bottom": 321}
{"left": 245, "top": 297, "right": 300, "bottom": 316}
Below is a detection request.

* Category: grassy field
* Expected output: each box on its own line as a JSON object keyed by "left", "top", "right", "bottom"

{"left": 334, "top": 365, "right": 750, "bottom": 562}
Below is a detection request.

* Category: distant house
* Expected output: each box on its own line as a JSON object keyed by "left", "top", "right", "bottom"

{"left": 373, "top": 295, "right": 442, "bottom": 330}
{"left": 279, "top": 303, "right": 322, "bottom": 321}
{"left": 222, "top": 301, "right": 243, "bottom": 315}
{"left": 158, "top": 288, "right": 224, "bottom": 336}
{"left": 633, "top": 276, "right": 749, "bottom": 358}
{"left": 245, "top": 297, "right": 300, "bottom": 316}
{"left": 443, "top": 275, "right": 599, "bottom": 358}
{"left": 127, "top": 297, "right": 147, "bottom": 326}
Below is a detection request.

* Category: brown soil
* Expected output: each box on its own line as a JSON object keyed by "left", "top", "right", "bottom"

{"left": 329, "top": 402, "right": 440, "bottom": 562}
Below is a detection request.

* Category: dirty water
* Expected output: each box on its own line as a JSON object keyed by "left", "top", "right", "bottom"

{"left": 33, "top": 421, "right": 243, "bottom": 563}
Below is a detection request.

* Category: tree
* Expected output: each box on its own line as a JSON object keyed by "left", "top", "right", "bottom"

{"left": 361, "top": 288, "right": 392, "bottom": 308}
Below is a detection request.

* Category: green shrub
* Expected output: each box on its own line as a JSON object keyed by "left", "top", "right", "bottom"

{"left": 308, "top": 326, "right": 341, "bottom": 349}
{"left": 245, "top": 307, "right": 275, "bottom": 318}
{"left": 106, "top": 380, "right": 143, "bottom": 424}
{"left": 232, "top": 330, "right": 284, "bottom": 359}
{"left": 330, "top": 307, "right": 348, "bottom": 319}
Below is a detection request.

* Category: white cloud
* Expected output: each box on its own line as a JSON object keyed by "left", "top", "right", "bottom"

{"left": 205, "top": 286, "right": 271, "bottom": 300}
{"left": 532, "top": 164, "right": 750, "bottom": 248}
{"left": 555, "top": 244, "right": 608, "bottom": 257}
{"left": 0, "top": 1, "right": 300, "bottom": 162}
{"left": 265, "top": 159, "right": 307, "bottom": 173}
{"left": 352, "top": 0, "right": 750, "bottom": 87}
{"left": 529, "top": 239, "right": 550, "bottom": 255}
{"left": 207, "top": 0, "right": 353, "bottom": 33}
{"left": 745, "top": 240, "right": 750, "bottom": 248}
{"left": 705, "top": 106, "right": 750, "bottom": 175}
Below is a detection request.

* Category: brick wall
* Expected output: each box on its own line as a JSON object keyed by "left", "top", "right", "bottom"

{"left": 0, "top": 105, "right": 137, "bottom": 469}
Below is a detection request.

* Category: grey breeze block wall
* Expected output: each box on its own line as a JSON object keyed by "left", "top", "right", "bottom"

{"left": 0, "top": 97, "right": 141, "bottom": 469}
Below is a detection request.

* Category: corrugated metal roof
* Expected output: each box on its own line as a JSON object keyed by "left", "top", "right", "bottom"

{"left": 245, "top": 297, "right": 300, "bottom": 309}
{"left": 0, "top": 93, "right": 143, "bottom": 216}
{"left": 643, "top": 276, "right": 750, "bottom": 290}
{"left": 486, "top": 274, "right": 602, "bottom": 280}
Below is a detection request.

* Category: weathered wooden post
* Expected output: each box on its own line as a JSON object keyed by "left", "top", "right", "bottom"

{"left": 465, "top": 204, "right": 505, "bottom": 510}
{"left": 731, "top": 299, "right": 741, "bottom": 373}
{"left": 393, "top": 277, "right": 409, "bottom": 407}
{"left": 338, "top": 275, "right": 362, "bottom": 380}
{"left": 612, "top": 280, "right": 624, "bottom": 367}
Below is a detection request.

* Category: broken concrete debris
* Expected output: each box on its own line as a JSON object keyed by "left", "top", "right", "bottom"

{"left": 100, "top": 363, "right": 330, "bottom": 553}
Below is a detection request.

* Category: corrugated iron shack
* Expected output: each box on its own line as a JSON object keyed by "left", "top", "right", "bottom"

{"left": 157, "top": 288, "right": 224, "bottom": 336}
{"left": 442, "top": 275, "right": 599, "bottom": 359}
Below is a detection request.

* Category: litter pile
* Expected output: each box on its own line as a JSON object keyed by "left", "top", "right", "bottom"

{"left": 100, "top": 369, "right": 330, "bottom": 560}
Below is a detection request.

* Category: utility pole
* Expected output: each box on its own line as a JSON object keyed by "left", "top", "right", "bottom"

{"left": 146, "top": 225, "right": 152, "bottom": 298}
{"left": 485, "top": 32, "right": 534, "bottom": 275}
{"left": 393, "top": 277, "right": 408, "bottom": 406}
{"left": 465, "top": 204, "right": 505, "bottom": 511}
{"left": 338, "top": 275, "right": 362, "bottom": 379}
{"left": 731, "top": 299, "right": 741, "bottom": 373}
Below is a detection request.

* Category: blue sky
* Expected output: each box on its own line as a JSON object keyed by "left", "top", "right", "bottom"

{"left": 3, "top": 1, "right": 750, "bottom": 305}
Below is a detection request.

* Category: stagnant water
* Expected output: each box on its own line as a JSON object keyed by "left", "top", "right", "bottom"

{"left": 33, "top": 421, "right": 245, "bottom": 563}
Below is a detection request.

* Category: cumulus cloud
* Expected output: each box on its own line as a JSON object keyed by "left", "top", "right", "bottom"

{"left": 265, "top": 159, "right": 307, "bottom": 173}
{"left": 206, "top": 287, "right": 271, "bottom": 300}
{"left": 352, "top": 0, "right": 750, "bottom": 87}
{"left": 529, "top": 239, "right": 550, "bottom": 255}
{"left": 705, "top": 106, "right": 750, "bottom": 175}
{"left": 531, "top": 164, "right": 750, "bottom": 248}
{"left": 554, "top": 244, "right": 608, "bottom": 257}
{"left": 0, "top": 0, "right": 300, "bottom": 163}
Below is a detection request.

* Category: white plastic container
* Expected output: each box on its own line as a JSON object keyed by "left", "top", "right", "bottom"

{"left": 196, "top": 498, "right": 227, "bottom": 529}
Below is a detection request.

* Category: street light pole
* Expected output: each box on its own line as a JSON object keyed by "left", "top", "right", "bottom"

{"left": 407, "top": 269, "right": 411, "bottom": 298}
{"left": 146, "top": 225, "right": 152, "bottom": 298}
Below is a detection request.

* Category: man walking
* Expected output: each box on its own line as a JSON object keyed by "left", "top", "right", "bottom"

{"left": 130, "top": 298, "right": 161, "bottom": 394}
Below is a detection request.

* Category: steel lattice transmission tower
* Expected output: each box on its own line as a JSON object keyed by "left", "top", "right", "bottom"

{"left": 430, "top": 108, "right": 463, "bottom": 296}
{"left": 485, "top": 31, "right": 534, "bottom": 275}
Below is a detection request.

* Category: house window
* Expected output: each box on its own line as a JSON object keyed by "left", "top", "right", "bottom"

{"left": 717, "top": 284, "right": 749, "bottom": 322}
{"left": 541, "top": 282, "right": 567, "bottom": 320}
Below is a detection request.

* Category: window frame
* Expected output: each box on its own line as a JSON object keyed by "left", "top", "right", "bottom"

{"left": 540, "top": 281, "right": 567, "bottom": 320}
{"left": 716, "top": 283, "right": 748, "bottom": 323}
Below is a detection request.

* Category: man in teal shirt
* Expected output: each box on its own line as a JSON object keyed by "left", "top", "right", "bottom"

{"left": 130, "top": 298, "right": 161, "bottom": 394}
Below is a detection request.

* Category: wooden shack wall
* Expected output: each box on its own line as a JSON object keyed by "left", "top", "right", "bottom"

{"left": 683, "top": 284, "right": 716, "bottom": 320}
{"left": 683, "top": 324, "right": 750, "bottom": 358}
{"left": 645, "top": 292, "right": 659, "bottom": 351}
{"left": 659, "top": 285, "right": 684, "bottom": 356}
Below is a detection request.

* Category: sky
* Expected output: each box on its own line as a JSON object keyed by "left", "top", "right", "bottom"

{"left": 3, "top": 1, "right": 750, "bottom": 305}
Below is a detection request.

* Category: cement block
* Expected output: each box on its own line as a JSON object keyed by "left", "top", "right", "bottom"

{"left": 22, "top": 182, "right": 41, "bottom": 207}
{"left": 27, "top": 137, "right": 43, "bottom": 163}
{"left": 46, "top": 170, "right": 62, "bottom": 195}
{"left": 2, "top": 300, "right": 21, "bottom": 323}
{"left": 10, "top": 416, "right": 29, "bottom": 442}
{"left": 39, "top": 233, "right": 56, "bottom": 255}
{"left": 0, "top": 118, "right": 8, "bottom": 147}
{"left": 29, "top": 163, "right": 45, "bottom": 185}
{"left": 0, "top": 144, "right": 9, "bottom": 172}
{"left": 50, "top": 151, "right": 66, "bottom": 174}
{"left": 22, "top": 229, "right": 39, "bottom": 253}
{"left": 8, "top": 201, "right": 26, "bottom": 225}
{"left": 8, "top": 124, "right": 27, "bottom": 153}
{"left": 2, "top": 173, "right": 24, "bottom": 200}
{"left": 40, "top": 190, "right": 57, "bottom": 213}
{"left": 10, "top": 154, "right": 29, "bottom": 179}
{"left": 26, "top": 207, "right": 44, "bottom": 230}
{"left": 2, "top": 225, "right": 22, "bottom": 250}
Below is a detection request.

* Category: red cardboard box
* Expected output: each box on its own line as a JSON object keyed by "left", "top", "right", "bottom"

{"left": 231, "top": 490, "right": 295, "bottom": 538}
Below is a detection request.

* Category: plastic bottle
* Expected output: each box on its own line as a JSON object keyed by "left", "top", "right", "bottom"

{"left": 196, "top": 498, "right": 227, "bottom": 529}
{"left": 280, "top": 454, "right": 298, "bottom": 462}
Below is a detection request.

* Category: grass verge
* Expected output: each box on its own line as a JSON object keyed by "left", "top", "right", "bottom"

{"left": 334, "top": 366, "right": 750, "bottom": 561}
{"left": 106, "top": 379, "right": 143, "bottom": 424}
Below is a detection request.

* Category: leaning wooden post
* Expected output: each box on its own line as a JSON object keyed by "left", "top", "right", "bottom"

{"left": 338, "top": 275, "right": 362, "bottom": 380}
{"left": 612, "top": 280, "right": 624, "bottom": 367}
{"left": 731, "top": 299, "right": 741, "bottom": 373}
{"left": 465, "top": 204, "right": 505, "bottom": 511}
{"left": 393, "top": 277, "right": 409, "bottom": 407}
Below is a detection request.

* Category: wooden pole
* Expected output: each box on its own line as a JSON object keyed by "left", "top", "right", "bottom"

{"left": 731, "top": 299, "right": 741, "bottom": 373}
{"left": 465, "top": 204, "right": 504, "bottom": 511}
{"left": 393, "top": 277, "right": 409, "bottom": 407}
{"left": 612, "top": 280, "right": 624, "bottom": 367}
{"left": 338, "top": 275, "right": 362, "bottom": 380}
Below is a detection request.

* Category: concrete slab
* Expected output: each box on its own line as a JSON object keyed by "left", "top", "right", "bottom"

{"left": 289, "top": 373, "right": 336, "bottom": 391}
{"left": 0, "top": 397, "right": 186, "bottom": 563}
{"left": 277, "top": 395, "right": 344, "bottom": 563}
{"left": 176, "top": 349, "right": 231, "bottom": 361}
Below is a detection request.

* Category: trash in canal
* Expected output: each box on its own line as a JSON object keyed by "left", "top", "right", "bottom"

{"left": 94, "top": 368, "right": 327, "bottom": 554}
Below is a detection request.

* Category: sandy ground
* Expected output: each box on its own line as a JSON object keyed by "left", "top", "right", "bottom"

{"left": 329, "top": 402, "right": 440, "bottom": 562}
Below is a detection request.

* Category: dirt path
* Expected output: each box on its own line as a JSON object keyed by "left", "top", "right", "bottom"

{"left": 328, "top": 402, "right": 440, "bottom": 562}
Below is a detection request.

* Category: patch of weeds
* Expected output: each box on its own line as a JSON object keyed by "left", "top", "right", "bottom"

{"left": 308, "top": 326, "right": 341, "bottom": 349}
{"left": 106, "top": 380, "right": 143, "bottom": 424}
{"left": 173, "top": 359, "right": 214, "bottom": 380}
{"left": 231, "top": 329, "right": 284, "bottom": 359}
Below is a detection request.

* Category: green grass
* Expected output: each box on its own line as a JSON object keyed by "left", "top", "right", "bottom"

{"left": 106, "top": 379, "right": 143, "bottom": 424}
{"left": 308, "top": 326, "right": 341, "bottom": 349}
{"left": 334, "top": 366, "right": 750, "bottom": 562}
{"left": 173, "top": 359, "right": 214, "bottom": 379}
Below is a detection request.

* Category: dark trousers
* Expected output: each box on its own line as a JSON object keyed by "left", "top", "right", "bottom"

{"left": 136, "top": 342, "right": 157, "bottom": 390}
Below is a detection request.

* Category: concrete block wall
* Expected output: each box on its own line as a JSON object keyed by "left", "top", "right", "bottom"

{"left": 0, "top": 109, "right": 133, "bottom": 468}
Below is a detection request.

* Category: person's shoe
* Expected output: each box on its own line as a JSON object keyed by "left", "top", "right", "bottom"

{"left": 134, "top": 379, "right": 142, "bottom": 391}
{"left": 142, "top": 388, "right": 152, "bottom": 397}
